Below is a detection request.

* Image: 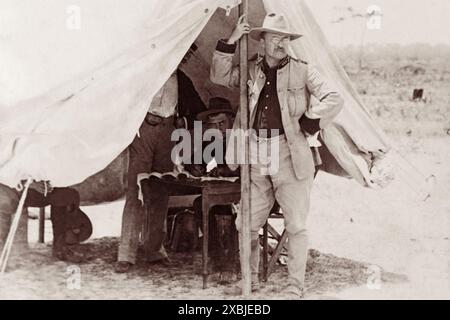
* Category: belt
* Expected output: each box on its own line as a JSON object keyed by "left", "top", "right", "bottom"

{"left": 145, "top": 112, "right": 174, "bottom": 126}
{"left": 253, "top": 128, "right": 285, "bottom": 138}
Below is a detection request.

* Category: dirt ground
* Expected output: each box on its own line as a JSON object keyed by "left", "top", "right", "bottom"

{"left": 0, "top": 51, "right": 449, "bottom": 300}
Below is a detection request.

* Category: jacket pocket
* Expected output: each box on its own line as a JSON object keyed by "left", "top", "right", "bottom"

{"left": 287, "top": 86, "right": 307, "bottom": 117}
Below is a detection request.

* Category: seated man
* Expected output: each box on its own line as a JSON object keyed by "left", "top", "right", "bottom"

{"left": 0, "top": 181, "right": 89, "bottom": 263}
{"left": 185, "top": 97, "right": 240, "bottom": 283}
{"left": 115, "top": 43, "right": 206, "bottom": 273}
{"left": 185, "top": 97, "right": 238, "bottom": 178}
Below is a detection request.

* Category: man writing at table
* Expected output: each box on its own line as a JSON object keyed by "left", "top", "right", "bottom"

{"left": 210, "top": 13, "right": 344, "bottom": 298}
{"left": 185, "top": 97, "right": 239, "bottom": 284}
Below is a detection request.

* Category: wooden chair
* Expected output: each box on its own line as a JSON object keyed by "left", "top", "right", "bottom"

{"left": 261, "top": 202, "right": 287, "bottom": 282}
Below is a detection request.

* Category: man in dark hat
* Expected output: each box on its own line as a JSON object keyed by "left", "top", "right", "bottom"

{"left": 185, "top": 97, "right": 239, "bottom": 284}
{"left": 115, "top": 43, "right": 206, "bottom": 273}
{"left": 0, "top": 181, "right": 91, "bottom": 264}
{"left": 185, "top": 97, "right": 237, "bottom": 177}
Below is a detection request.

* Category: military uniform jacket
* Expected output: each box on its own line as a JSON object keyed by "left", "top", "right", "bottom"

{"left": 210, "top": 41, "right": 344, "bottom": 180}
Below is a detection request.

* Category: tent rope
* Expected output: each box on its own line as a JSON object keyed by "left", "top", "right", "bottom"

{"left": 0, "top": 178, "right": 32, "bottom": 277}
{"left": 389, "top": 151, "right": 436, "bottom": 201}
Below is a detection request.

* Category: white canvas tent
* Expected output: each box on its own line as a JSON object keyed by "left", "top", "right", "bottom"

{"left": 0, "top": 0, "right": 391, "bottom": 201}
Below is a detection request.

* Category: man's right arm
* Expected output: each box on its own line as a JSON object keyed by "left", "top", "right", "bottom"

{"left": 210, "top": 15, "right": 250, "bottom": 88}
{"left": 210, "top": 40, "right": 239, "bottom": 88}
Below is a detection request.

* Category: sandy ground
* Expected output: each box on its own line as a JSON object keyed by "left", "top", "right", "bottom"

{"left": 0, "top": 55, "right": 449, "bottom": 300}
{"left": 309, "top": 136, "right": 450, "bottom": 300}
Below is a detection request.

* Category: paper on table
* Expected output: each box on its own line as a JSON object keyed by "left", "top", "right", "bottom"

{"left": 136, "top": 170, "right": 239, "bottom": 204}
{"left": 206, "top": 158, "right": 218, "bottom": 173}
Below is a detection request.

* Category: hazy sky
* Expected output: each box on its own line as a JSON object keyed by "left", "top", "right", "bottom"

{"left": 305, "top": 0, "right": 450, "bottom": 46}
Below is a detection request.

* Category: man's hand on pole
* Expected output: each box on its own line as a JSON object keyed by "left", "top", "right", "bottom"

{"left": 227, "top": 14, "right": 251, "bottom": 44}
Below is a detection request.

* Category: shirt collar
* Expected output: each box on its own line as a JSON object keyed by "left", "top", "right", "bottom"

{"left": 259, "top": 56, "right": 291, "bottom": 74}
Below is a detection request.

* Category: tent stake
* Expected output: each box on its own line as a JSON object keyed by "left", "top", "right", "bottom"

{"left": 238, "top": 0, "right": 251, "bottom": 297}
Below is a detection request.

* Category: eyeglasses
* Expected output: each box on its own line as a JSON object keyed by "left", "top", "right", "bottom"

{"left": 270, "top": 36, "right": 290, "bottom": 47}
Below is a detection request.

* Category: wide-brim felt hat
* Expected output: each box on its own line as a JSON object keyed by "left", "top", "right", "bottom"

{"left": 250, "top": 13, "right": 302, "bottom": 41}
{"left": 65, "top": 208, "right": 93, "bottom": 245}
{"left": 197, "top": 97, "right": 235, "bottom": 122}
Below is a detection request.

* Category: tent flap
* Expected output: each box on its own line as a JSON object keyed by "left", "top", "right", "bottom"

{"left": 0, "top": 0, "right": 219, "bottom": 188}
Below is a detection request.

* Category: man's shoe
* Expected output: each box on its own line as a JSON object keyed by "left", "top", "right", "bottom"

{"left": 147, "top": 257, "right": 171, "bottom": 267}
{"left": 114, "top": 261, "right": 133, "bottom": 273}
{"left": 285, "top": 285, "right": 305, "bottom": 300}
{"left": 52, "top": 245, "right": 67, "bottom": 261}
{"left": 218, "top": 271, "right": 236, "bottom": 285}
{"left": 65, "top": 247, "right": 84, "bottom": 264}
{"left": 53, "top": 247, "right": 84, "bottom": 264}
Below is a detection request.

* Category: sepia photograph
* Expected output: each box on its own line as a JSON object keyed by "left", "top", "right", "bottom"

{"left": 0, "top": 0, "right": 449, "bottom": 303}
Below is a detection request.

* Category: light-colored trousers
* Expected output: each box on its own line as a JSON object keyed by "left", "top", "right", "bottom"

{"left": 235, "top": 134, "right": 313, "bottom": 289}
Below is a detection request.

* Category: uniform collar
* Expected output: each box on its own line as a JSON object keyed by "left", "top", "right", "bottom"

{"left": 258, "top": 56, "right": 292, "bottom": 74}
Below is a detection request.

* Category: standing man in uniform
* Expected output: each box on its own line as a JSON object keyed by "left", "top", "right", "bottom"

{"left": 115, "top": 44, "right": 206, "bottom": 273}
{"left": 210, "top": 14, "right": 344, "bottom": 298}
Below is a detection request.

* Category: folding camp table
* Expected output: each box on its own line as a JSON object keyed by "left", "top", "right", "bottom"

{"left": 141, "top": 177, "right": 289, "bottom": 288}
{"left": 142, "top": 177, "right": 241, "bottom": 289}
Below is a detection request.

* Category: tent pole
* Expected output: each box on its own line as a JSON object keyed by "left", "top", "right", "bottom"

{"left": 0, "top": 179, "right": 32, "bottom": 276}
{"left": 238, "top": 0, "right": 251, "bottom": 297}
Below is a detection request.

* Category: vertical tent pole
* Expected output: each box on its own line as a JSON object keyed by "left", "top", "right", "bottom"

{"left": 238, "top": 0, "right": 251, "bottom": 297}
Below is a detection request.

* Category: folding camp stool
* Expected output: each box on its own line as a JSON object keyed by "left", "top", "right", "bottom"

{"left": 261, "top": 202, "right": 288, "bottom": 282}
